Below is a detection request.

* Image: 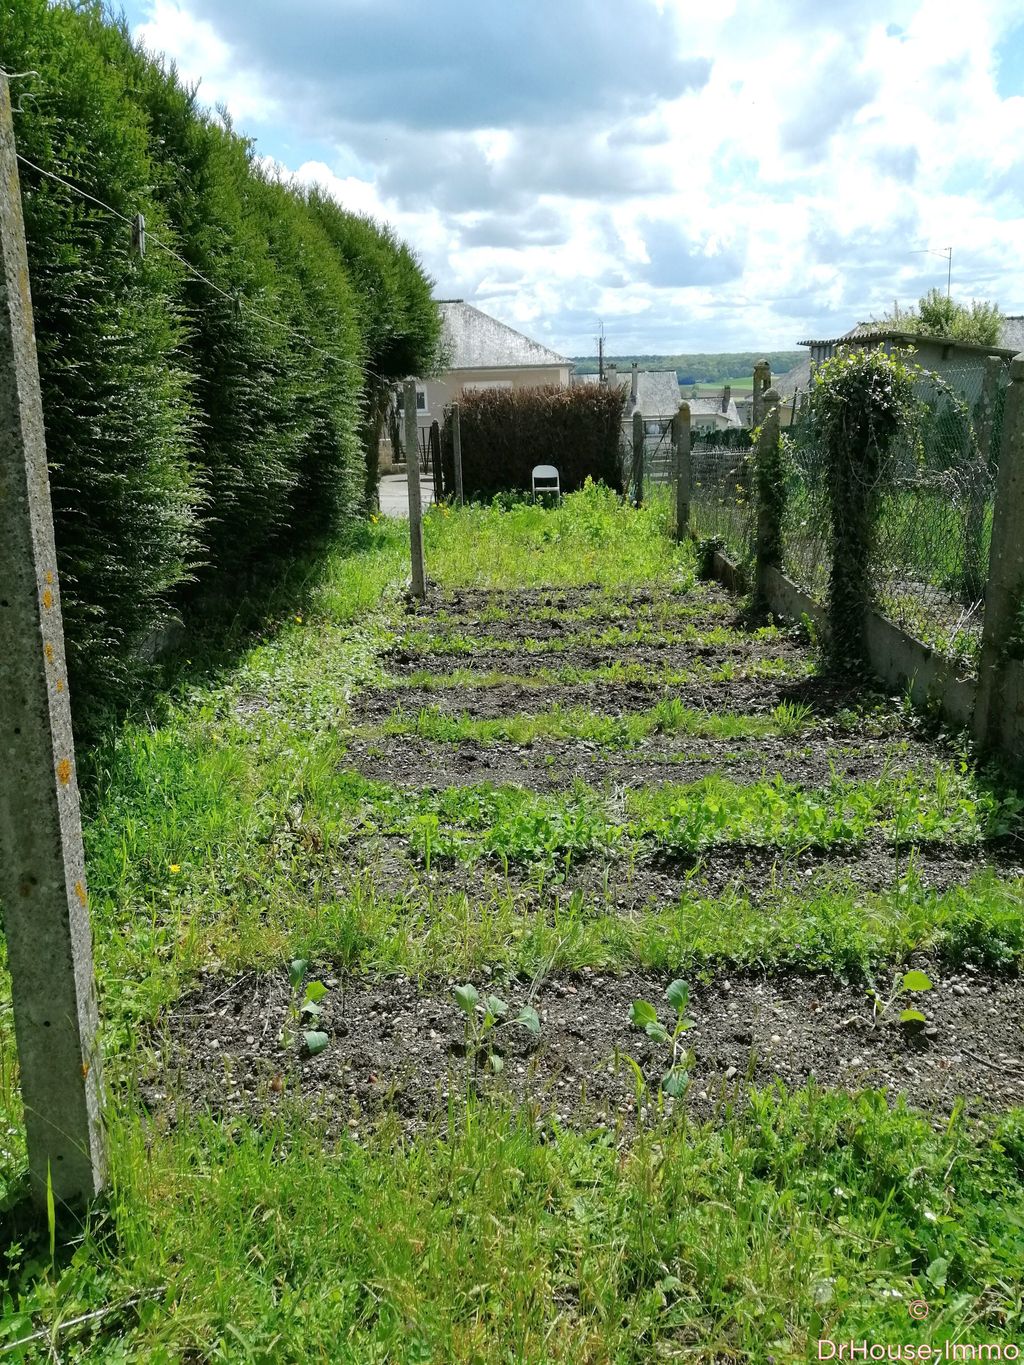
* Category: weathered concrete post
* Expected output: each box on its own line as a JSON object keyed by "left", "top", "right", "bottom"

{"left": 631, "top": 410, "right": 644, "bottom": 506}
{"left": 0, "top": 73, "right": 106, "bottom": 1209}
{"left": 403, "top": 380, "right": 426, "bottom": 598}
{"left": 451, "top": 401, "right": 464, "bottom": 508}
{"left": 752, "top": 359, "right": 771, "bottom": 429}
{"left": 672, "top": 400, "right": 691, "bottom": 542}
{"left": 974, "top": 354, "right": 1024, "bottom": 752}
{"left": 964, "top": 356, "right": 1004, "bottom": 603}
{"left": 753, "top": 388, "right": 783, "bottom": 612}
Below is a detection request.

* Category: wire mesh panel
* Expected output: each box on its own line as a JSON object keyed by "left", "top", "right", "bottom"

{"left": 689, "top": 431, "right": 755, "bottom": 563}
{"left": 779, "top": 360, "right": 1009, "bottom": 669}
{"left": 618, "top": 416, "right": 678, "bottom": 497}
{"left": 869, "top": 364, "right": 1006, "bottom": 666}
{"left": 782, "top": 423, "right": 831, "bottom": 603}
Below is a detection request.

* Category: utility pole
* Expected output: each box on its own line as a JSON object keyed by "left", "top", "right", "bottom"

{"left": 597, "top": 321, "right": 605, "bottom": 384}
{"left": 0, "top": 72, "right": 106, "bottom": 1210}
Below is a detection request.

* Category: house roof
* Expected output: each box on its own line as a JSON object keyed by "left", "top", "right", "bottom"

{"left": 775, "top": 356, "right": 812, "bottom": 396}
{"left": 576, "top": 368, "right": 682, "bottom": 417}
{"left": 688, "top": 395, "right": 742, "bottom": 427}
{"left": 436, "top": 300, "right": 568, "bottom": 370}
{"left": 799, "top": 321, "right": 1019, "bottom": 359}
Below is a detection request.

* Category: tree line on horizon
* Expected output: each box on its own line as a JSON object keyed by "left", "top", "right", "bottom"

{"left": 570, "top": 352, "right": 805, "bottom": 386}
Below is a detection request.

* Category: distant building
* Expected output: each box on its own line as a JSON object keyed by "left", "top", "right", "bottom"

{"left": 400, "top": 300, "right": 570, "bottom": 435}
{"left": 576, "top": 362, "right": 683, "bottom": 430}
{"left": 797, "top": 317, "right": 1024, "bottom": 401}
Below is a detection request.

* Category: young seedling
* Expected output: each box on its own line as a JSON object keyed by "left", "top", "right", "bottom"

{"left": 285, "top": 958, "right": 330, "bottom": 1055}
{"left": 867, "top": 968, "right": 933, "bottom": 1029}
{"left": 629, "top": 979, "right": 695, "bottom": 1098}
{"left": 453, "top": 983, "right": 541, "bottom": 1075}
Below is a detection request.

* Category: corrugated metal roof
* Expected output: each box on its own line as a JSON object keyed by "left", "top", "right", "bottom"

{"left": 438, "top": 300, "right": 568, "bottom": 370}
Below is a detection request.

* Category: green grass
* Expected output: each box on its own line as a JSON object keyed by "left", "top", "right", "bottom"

{"left": 1, "top": 485, "right": 1023, "bottom": 1359}
{"left": 374, "top": 698, "right": 814, "bottom": 747}
{"left": 391, "top": 655, "right": 811, "bottom": 690}
{"left": 396, "top": 621, "right": 784, "bottom": 658}
{"left": 1, "top": 1094, "right": 1021, "bottom": 1359}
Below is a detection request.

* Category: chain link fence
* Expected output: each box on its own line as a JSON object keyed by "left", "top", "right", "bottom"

{"left": 688, "top": 429, "right": 755, "bottom": 563}
{"left": 618, "top": 415, "right": 677, "bottom": 498}
{"left": 779, "top": 361, "right": 1009, "bottom": 668}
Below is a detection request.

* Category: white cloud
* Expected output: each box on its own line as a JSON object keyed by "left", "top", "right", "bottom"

{"left": 129, "top": 0, "right": 1024, "bottom": 354}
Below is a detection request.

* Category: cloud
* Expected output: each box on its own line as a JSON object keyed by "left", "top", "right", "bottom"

{"left": 173, "top": 0, "right": 709, "bottom": 133}
{"left": 638, "top": 219, "right": 746, "bottom": 287}
{"left": 779, "top": 52, "right": 881, "bottom": 159}
{"left": 872, "top": 145, "right": 920, "bottom": 182}
{"left": 126, "top": 0, "right": 1024, "bottom": 352}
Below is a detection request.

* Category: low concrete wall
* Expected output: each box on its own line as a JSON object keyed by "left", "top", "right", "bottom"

{"left": 705, "top": 549, "right": 978, "bottom": 735}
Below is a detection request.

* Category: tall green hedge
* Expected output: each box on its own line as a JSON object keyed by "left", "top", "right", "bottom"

{"left": 440, "top": 385, "right": 627, "bottom": 500}
{"left": 5, "top": 0, "right": 439, "bottom": 728}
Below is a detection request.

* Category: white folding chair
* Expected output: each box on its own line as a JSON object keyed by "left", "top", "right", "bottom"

{"left": 531, "top": 464, "right": 561, "bottom": 503}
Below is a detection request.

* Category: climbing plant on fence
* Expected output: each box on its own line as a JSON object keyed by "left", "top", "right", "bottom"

{"left": 804, "top": 350, "right": 919, "bottom": 669}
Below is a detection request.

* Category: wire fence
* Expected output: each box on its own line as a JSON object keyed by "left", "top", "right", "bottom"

{"left": 781, "top": 362, "right": 1008, "bottom": 666}
{"left": 689, "top": 430, "right": 755, "bottom": 561}
{"left": 618, "top": 416, "right": 676, "bottom": 497}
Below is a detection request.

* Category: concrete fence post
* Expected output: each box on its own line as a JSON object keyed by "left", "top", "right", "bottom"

{"left": 974, "top": 353, "right": 1024, "bottom": 752}
{"left": 403, "top": 380, "right": 426, "bottom": 598}
{"left": 451, "top": 401, "right": 464, "bottom": 507}
{"left": 752, "top": 359, "right": 771, "bottom": 430}
{"left": 0, "top": 73, "right": 106, "bottom": 1210}
{"left": 631, "top": 409, "right": 644, "bottom": 506}
{"left": 753, "top": 388, "right": 783, "bottom": 611}
{"left": 673, "top": 401, "right": 692, "bottom": 542}
{"left": 964, "top": 355, "right": 1004, "bottom": 603}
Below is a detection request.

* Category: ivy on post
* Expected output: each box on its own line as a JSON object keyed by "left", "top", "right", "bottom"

{"left": 403, "top": 380, "right": 426, "bottom": 598}
{"left": 672, "top": 400, "right": 691, "bottom": 543}
{"left": 752, "top": 388, "right": 784, "bottom": 614}
{"left": 974, "top": 354, "right": 1024, "bottom": 753}
{"left": 631, "top": 410, "right": 644, "bottom": 507}
{"left": 963, "top": 355, "right": 1004, "bottom": 605}
{"left": 812, "top": 349, "right": 917, "bottom": 672}
{"left": 0, "top": 72, "right": 106, "bottom": 1210}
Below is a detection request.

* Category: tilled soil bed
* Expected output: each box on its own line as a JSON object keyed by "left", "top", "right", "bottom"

{"left": 328, "top": 832, "right": 1024, "bottom": 906}
{"left": 145, "top": 963, "right": 1024, "bottom": 1140}
{"left": 342, "top": 731, "right": 950, "bottom": 792}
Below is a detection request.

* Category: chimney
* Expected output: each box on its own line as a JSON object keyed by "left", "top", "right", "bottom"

{"left": 605, "top": 362, "right": 618, "bottom": 391}
{"left": 721, "top": 384, "right": 731, "bottom": 414}
{"left": 631, "top": 361, "right": 639, "bottom": 404}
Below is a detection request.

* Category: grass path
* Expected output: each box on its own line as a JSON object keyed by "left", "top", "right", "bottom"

{"left": 1, "top": 486, "right": 1022, "bottom": 1360}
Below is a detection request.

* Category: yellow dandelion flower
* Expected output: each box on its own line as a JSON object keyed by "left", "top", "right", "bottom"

{"left": 294, "top": 614, "right": 303, "bottom": 623}
{"left": 169, "top": 864, "right": 181, "bottom": 874}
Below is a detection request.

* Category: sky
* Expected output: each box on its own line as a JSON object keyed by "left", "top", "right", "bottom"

{"left": 120, "top": 0, "right": 1024, "bottom": 357}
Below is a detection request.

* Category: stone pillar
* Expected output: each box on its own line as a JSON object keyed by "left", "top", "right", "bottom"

{"left": 404, "top": 380, "right": 426, "bottom": 598}
{"left": 753, "top": 389, "right": 783, "bottom": 612}
{"left": 752, "top": 359, "right": 771, "bottom": 429}
{"left": 974, "top": 355, "right": 1024, "bottom": 751}
{"left": 0, "top": 73, "right": 106, "bottom": 1209}
{"left": 673, "top": 401, "right": 692, "bottom": 543}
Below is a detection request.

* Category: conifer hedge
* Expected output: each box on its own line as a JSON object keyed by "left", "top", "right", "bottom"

{"left": 5, "top": 0, "right": 440, "bottom": 728}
